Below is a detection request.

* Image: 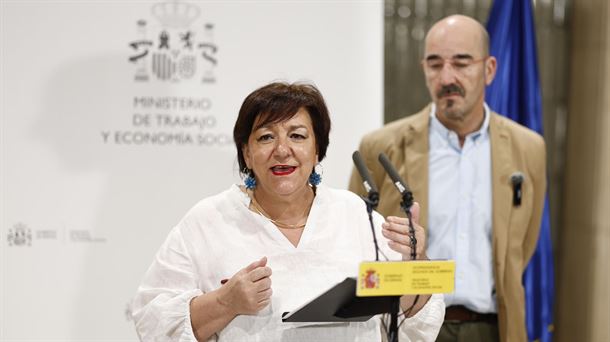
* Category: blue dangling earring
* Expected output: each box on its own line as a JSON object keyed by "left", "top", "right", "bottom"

{"left": 244, "top": 168, "right": 256, "bottom": 190}
{"left": 308, "top": 163, "right": 322, "bottom": 186}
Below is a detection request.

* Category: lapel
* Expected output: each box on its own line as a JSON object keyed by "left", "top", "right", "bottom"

{"left": 489, "top": 113, "right": 513, "bottom": 291}
{"left": 402, "top": 108, "right": 430, "bottom": 228}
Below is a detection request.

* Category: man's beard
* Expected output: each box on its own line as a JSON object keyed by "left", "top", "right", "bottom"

{"left": 437, "top": 84, "right": 466, "bottom": 121}
{"left": 441, "top": 99, "right": 466, "bottom": 121}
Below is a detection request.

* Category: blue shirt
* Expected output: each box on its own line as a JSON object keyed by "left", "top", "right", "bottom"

{"left": 427, "top": 103, "right": 496, "bottom": 313}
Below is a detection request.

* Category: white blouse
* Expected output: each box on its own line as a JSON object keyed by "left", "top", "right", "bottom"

{"left": 132, "top": 184, "right": 444, "bottom": 341}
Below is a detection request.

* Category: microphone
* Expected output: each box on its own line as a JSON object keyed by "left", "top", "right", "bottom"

{"left": 511, "top": 172, "right": 524, "bottom": 206}
{"left": 378, "top": 153, "right": 413, "bottom": 210}
{"left": 352, "top": 151, "right": 379, "bottom": 208}
{"left": 352, "top": 150, "right": 381, "bottom": 261}
{"left": 378, "top": 152, "right": 417, "bottom": 261}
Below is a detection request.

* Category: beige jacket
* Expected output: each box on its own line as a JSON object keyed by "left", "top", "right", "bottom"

{"left": 348, "top": 105, "right": 546, "bottom": 342}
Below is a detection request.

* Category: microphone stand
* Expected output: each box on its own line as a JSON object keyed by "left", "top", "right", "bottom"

{"left": 399, "top": 191, "right": 416, "bottom": 261}
{"left": 388, "top": 191, "right": 419, "bottom": 342}
{"left": 374, "top": 152, "right": 421, "bottom": 341}
{"left": 388, "top": 298, "right": 400, "bottom": 342}
{"left": 360, "top": 193, "right": 400, "bottom": 342}
{"left": 361, "top": 195, "right": 380, "bottom": 262}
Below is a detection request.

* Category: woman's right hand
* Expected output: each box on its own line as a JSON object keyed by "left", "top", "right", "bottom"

{"left": 216, "top": 256, "right": 273, "bottom": 315}
{"left": 189, "top": 257, "right": 272, "bottom": 340}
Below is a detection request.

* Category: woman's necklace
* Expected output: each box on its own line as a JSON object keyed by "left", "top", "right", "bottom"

{"left": 249, "top": 191, "right": 312, "bottom": 230}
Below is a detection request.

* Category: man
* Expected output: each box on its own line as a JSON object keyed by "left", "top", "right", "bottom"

{"left": 349, "top": 15, "right": 546, "bottom": 342}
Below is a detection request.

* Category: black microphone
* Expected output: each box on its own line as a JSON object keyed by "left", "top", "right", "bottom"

{"left": 511, "top": 172, "right": 524, "bottom": 206}
{"left": 352, "top": 151, "right": 379, "bottom": 208}
{"left": 378, "top": 153, "right": 413, "bottom": 210}
{"left": 352, "top": 150, "right": 382, "bottom": 261}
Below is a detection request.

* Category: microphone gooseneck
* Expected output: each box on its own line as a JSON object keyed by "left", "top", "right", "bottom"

{"left": 352, "top": 150, "right": 382, "bottom": 261}
{"left": 377, "top": 153, "right": 416, "bottom": 260}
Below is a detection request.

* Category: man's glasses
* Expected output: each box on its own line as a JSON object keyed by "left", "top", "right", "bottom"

{"left": 422, "top": 56, "right": 488, "bottom": 76}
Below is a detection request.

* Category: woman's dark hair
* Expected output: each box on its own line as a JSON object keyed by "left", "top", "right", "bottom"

{"left": 233, "top": 82, "right": 332, "bottom": 173}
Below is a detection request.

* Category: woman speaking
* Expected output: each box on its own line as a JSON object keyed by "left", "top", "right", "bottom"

{"left": 132, "top": 82, "right": 444, "bottom": 341}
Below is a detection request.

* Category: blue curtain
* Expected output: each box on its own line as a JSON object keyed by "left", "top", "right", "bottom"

{"left": 485, "top": 1, "right": 555, "bottom": 341}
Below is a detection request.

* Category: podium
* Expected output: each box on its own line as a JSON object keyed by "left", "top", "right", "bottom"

{"left": 281, "top": 260, "right": 454, "bottom": 341}
{"left": 281, "top": 277, "right": 399, "bottom": 323}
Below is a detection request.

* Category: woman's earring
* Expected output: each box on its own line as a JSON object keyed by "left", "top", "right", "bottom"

{"left": 308, "top": 163, "right": 323, "bottom": 186}
{"left": 244, "top": 168, "right": 256, "bottom": 190}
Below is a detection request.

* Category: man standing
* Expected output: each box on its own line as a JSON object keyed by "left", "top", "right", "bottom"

{"left": 349, "top": 15, "right": 546, "bottom": 342}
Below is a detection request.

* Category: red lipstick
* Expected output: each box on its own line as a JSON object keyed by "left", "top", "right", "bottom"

{"left": 271, "top": 165, "right": 296, "bottom": 176}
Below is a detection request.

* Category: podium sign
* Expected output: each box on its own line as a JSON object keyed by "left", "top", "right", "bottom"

{"left": 357, "top": 260, "right": 455, "bottom": 296}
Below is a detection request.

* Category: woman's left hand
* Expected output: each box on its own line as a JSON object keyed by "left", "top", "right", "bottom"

{"left": 381, "top": 202, "right": 428, "bottom": 261}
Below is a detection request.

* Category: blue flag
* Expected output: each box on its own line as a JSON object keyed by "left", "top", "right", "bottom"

{"left": 485, "top": 1, "right": 555, "bottom": 341}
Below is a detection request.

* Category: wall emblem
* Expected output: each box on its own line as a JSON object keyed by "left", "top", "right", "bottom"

{"left": 128, "top": 0, "right": 218, "bottom": 83}
{"left": 7, "top": 222, "right": 32, "bottom": 247}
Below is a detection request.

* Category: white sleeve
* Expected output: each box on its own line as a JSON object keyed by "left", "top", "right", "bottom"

{"left": 131, "top": 227, "right": 203, "bottom": 342}
{"left": 398, "top": 293, "right": 445, "bottom": 342}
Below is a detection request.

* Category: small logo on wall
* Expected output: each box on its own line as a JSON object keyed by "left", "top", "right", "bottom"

{"left": 7, "top": 222, "right": 32, "bottom": 247}
{"left": 128, "top": 0, "right": 218, "bottom": 83}
{"left": 6, "top": 223, "right": 107, "bottom": 247}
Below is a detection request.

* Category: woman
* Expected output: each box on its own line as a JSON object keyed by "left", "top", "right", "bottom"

{"left": 132, "top": 82, "right": 444, "bottom": 341}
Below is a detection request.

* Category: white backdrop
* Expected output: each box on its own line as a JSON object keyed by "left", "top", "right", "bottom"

{"left": 0, "top": 0, "right": 383, "bottom": 339}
